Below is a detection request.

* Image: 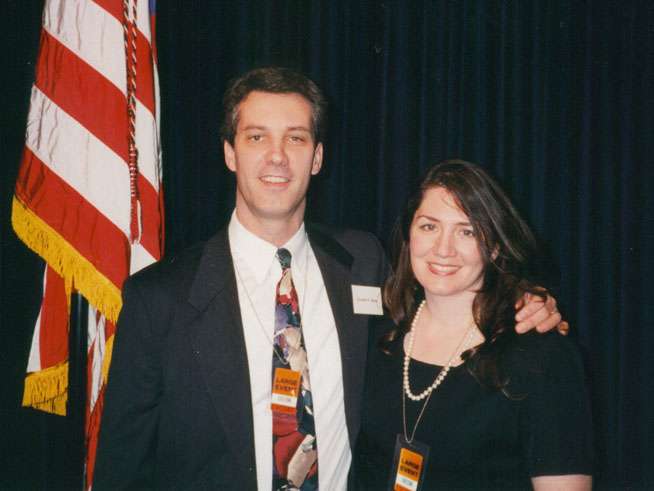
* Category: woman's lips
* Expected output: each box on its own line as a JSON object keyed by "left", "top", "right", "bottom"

{"left": 427, "top": 262, "right": 460, "bottom": 275}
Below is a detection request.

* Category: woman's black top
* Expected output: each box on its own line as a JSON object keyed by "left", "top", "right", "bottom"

{"left": 354, "top": 330, "right": 593, "bottom": 490}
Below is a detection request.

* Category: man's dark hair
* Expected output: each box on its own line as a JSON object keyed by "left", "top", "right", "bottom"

{"left": 221, "top": 67, "right": 327, "bottom": 145}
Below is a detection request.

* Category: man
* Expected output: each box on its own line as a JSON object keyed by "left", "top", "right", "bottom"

{"left": 94, "top": 67, "right": 561, "bottom": 490}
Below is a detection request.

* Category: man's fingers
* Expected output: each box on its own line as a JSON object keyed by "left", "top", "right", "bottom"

{"left": 516, "top": 306, "right": 548, "bottom": 332}
{"left": 515, "top": 294, "right": 545, "bottom": 322}
{"left": 515, "top": 292, "right": 564, "bottom": 333}
{"left": 515, "top": 321, "right": 530, "bottom": 333}
{"left": 535, "top": 311, "right": 562, "bottom": 333}
{"left": 556, "top": 321, "right": 570, "bottom": 336}
{"left": 514, "top": 292, "right": 529, "bottom": 311}
{"left": 544, "top": 295, "right": 558, "bottom": 314}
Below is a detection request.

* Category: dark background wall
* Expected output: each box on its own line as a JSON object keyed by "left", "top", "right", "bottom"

{"left": 2, "top": 1, "right": 652, "bottom": 489}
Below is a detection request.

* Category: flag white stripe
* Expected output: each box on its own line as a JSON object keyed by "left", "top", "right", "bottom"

{"left": 43, "top": 0, "right": 126, "bottom": 96}
{"left": 27, "top": 87, "right": 131, "bottom": 238}
{"left": 87, "top": 308, "right": 106, "bottom": 408}
{"left": 135, "top": 0, "right": 154, "bottom": 42}
{"left": 130, "top": 241, "right": 159, "bottom": 275}
{"left": 26, "top": 267, "right": 48, "bottom": 372}
{"left": 135, "top": 100, "right": 161, "bottom": 188}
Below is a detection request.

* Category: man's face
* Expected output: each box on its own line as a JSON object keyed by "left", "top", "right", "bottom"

{"left": 224, "top": 91, "right": 323, "bottom": 232}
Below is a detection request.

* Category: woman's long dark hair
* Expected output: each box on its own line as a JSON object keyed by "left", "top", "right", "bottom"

{"left": 383, "top": 160, "right": 547, "bottom": 390}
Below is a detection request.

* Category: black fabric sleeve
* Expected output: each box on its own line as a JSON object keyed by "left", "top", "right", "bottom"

{"left": 93, "top": 278, "right": 162, "bottom": 490}
{"left": 516, "top": 332, "right": 594, "bottom": 477}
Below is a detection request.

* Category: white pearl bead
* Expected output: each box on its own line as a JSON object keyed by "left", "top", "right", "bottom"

{"left": 403, "top": 299, "right": 474, "bottom": 402}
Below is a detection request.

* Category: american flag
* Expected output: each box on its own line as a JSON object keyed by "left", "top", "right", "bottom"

{"left": 11, "top": 0, "right": 163, "bottom": 486}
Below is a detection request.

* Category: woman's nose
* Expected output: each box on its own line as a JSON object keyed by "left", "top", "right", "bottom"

{"left": 433, "top": 232, "right": 455, "bottom": 257}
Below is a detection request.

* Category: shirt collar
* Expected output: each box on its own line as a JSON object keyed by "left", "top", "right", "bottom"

{"left": 228, "top": 211, "right": 309, "bottom": 285}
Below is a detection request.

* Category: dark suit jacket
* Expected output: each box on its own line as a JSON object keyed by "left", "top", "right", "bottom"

{"left": 93, "top": 224, "right": 388, "bottom": 490}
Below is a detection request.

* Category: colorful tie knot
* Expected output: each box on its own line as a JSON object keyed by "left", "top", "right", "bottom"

{"left": 276, "top": 248, "right": 292, "bottom": 269}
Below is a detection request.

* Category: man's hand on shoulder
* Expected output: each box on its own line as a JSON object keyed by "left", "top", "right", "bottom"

{"left": 515, "top": 291, "right": 569, "bottom": 335}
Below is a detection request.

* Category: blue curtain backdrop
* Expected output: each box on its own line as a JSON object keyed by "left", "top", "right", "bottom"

{"left": 2, "top": 1, "right": 652, "bottom": 489}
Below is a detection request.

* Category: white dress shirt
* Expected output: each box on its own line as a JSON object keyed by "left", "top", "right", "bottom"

{"left": 228, "top": 212, "right": 350, "bottom": 490}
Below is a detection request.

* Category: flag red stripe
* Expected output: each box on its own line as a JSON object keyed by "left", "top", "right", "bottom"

{"left": 39, "top": 267, "right": 70, "bottom": 367}
{"left": 151, "top": 14, "right": 158, "bottom": 63}
{"left": 90, "top": 0, "right": 124, "bottom": 29}
{"left": 85, "top": 383, "right": 105, "bottom": 489}
{"left": 136, "top": 28, "right": 156, "bottom": 113}
{"left": 104, "top": 318, "right": 117, "bottom": 341}
{"left": 16, "top": 148, "right": 129, "bottom": 289}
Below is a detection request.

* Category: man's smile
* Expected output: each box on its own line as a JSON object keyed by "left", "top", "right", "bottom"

{"left": 260, "top": 175, "right": 291, "bottom": 184}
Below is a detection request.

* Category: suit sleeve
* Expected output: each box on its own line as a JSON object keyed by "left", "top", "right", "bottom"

{"left": 93, "top": 278, "right": 162, "bottom": 490}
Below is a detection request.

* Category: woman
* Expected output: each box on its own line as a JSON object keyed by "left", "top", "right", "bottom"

{"left": 354, "top": 160, "right": 592, "bottom": 490}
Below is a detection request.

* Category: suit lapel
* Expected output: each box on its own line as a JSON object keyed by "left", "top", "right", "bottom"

{"left": 184, "top": 229, "right": 257, "bottom": 477}
{"left": 308, "top": 226, "right": 370, "bottom": 446}
{"left": 180, "top": 225, "right": 372, "bottom": 472}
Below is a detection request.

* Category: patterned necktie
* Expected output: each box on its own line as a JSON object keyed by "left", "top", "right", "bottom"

{"left": 272, "top": 248, "right": 318, "bottom": 491}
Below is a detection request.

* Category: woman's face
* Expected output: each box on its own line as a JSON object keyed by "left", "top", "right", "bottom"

{"left": 409, "top": 186, "right": 486, "bottom": 303}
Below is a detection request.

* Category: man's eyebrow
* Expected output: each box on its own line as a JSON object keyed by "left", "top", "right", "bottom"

{"left": 240, "top": 125, "right": 311, "bottom": 132}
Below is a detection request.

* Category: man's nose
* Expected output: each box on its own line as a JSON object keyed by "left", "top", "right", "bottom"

{"left": 268, "top": 140, "right": 288, "bottom": 165}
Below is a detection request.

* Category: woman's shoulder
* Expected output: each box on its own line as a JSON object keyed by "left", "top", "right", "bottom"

{"left": 503, "top": 331, "right": 588, "bottom": 391}
{"left": 509, "top": 330, "right": 583, "bottom": 363}
{"left": 505, "top": 333, "right": 594, "bottom": 476}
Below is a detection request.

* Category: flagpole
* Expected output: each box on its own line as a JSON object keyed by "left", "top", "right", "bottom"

{"left": 66, "top": 292, "right": 88, "bottom": 490}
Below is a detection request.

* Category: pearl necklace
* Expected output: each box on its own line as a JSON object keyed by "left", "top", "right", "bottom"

{"left": 403, "top": 300, "right": 475, "bottom": 401}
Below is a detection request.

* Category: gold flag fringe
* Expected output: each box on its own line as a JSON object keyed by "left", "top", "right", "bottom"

{"left": 13, "top": 195, "right": 125, "bottom": 415}
{"left": 12, "top": 196, "right": 123, "bottom": 322}
{"left": 22, "top": 362, "right": 68, "bottom": 416}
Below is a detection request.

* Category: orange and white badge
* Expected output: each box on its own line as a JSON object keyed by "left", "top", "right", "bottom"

{"left": 271, "top": 367, "right": 302, "bottom": 415}
{"left": 394, "top": 447, "right": 423, "bottom": 491}
{"left": 389, "top": 435, "right": 429, "bottom": 491}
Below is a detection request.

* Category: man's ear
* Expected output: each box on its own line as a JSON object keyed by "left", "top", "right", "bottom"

{"left": 224, "top": 140, "right": 236, "bottom": 172}
{"left": 311, "top": 142, "right": 323, "bottom": 175}
{"left": 491, "top": 246, "right": 500, "bottom": 261}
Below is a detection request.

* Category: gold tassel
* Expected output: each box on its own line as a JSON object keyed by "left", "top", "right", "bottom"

{"left": 22, "top": 362, "right": 68, "bottom": 416}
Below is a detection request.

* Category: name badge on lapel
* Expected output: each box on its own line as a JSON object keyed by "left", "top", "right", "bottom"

{"left": 351, "top": 285, "right": 383, "bottom": 315}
